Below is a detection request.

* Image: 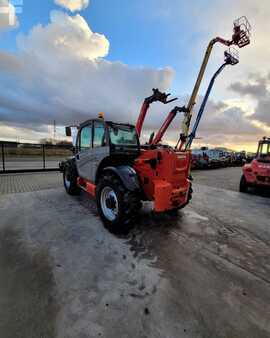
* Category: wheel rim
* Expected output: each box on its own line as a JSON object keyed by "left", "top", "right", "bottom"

{"left": 100, "top": 186, "right": 119, "bottom": 221}
{"left": 64, "top": 170, "right": 71, "bottom": 189}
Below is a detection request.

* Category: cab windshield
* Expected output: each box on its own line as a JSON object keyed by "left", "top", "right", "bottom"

{"left": 108, "top": 124, "right": 138, "bottom": 147}
{"left": 257, "top": 141, "right": 270, "bottom": 162}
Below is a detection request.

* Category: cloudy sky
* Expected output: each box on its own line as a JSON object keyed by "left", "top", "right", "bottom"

{"left": 0, "top": 0, "right": 269, "bottom": 151}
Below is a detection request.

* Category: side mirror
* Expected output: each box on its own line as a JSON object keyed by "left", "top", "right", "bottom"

{"left": 65, "top": 126, "right": 72, "bottom": 137}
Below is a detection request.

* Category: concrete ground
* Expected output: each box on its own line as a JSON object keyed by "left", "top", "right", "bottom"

{"left": 0, "top": 169, "right": 270, "bottom": 338}
{"left": 0, "top": 172, "right": 62, "bottom": 194}
{"left": 2, "top": 167, "right": 242, "bottom": 195}
{"left": 192, "top": 167, "right": 242, "bottom": 192}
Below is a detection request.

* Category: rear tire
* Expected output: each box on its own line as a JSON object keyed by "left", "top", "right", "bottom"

{"left": 239, "top": 175, "right": 249, "bottom": 193}
{"left": 63, "top": 163, "right": 80, "bottom": 195}
{"left": 96, "top": 173, "right": 141, "bottom": 233}
{"left": 179, "top": 184, "right": 193, "bottom": 209}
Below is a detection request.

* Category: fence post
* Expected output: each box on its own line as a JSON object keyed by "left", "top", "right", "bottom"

{"left": 42, "top": 144, "right": 46, "bottom": 169}
{"left": 1, "top": 143, "right": 5, "bottom": 172}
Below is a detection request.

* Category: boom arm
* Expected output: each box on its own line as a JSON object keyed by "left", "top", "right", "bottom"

{"left": 186, "top": 49, "right": 239, "bottom": 149}
{"left": 136, "top": 89, "right": 177, "bottom": 137}
{"left": 177, "top": 37, "right": 232, "bottom": 150}
{"left": 186, "top": 63, "right": 227, "bottom": 149}
{"left": 136, "top": 17, "right": 250, "bottom": 146}
{"left": 178, "top": 16, "right": 251, "bottom": 150}
{"left": 151, "top": 105, "right": 189, "bottom": 145}
{"left": 136, "top": 101, "right": 151, "bottom": 138}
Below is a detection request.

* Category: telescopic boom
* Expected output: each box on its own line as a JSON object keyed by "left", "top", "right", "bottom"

{"left": 186, "top": 48, "right": 239, "bottom": 149}
{"left": 177, "top": 16, "right": 251, "bottom": 150}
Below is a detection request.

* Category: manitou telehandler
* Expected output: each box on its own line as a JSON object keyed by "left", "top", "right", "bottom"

{"left": 60, "top": 17, "right": 251, "bottom": 231}
{"left": 240, "top": 137, "right": 270, "bottom": 193}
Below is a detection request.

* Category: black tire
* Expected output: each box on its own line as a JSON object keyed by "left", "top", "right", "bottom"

{"left": 239, "top": 175, "right": 249, "bottom": 193}
{"left": 63, "top": 162, "right": 80, "bottom": 195}
{"left": 178, "top": 184, "right": 193, "bottom": 210}
{"left": 96, "top": 173, "right": 141, "bottom": 233}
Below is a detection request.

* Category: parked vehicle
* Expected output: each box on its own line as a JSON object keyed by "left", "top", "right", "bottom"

{"left": 240, "top": 137, "right": 270, "bottom": 192}
{"left": 192, "top": 149, "right": 210, "bottom": 169}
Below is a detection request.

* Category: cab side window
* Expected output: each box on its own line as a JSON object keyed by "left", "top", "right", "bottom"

{"left": 80, "top": 124, "right": 92, "bottom": 150}
{"left": 93, "top": 121, "right": 106, "bottom": 147}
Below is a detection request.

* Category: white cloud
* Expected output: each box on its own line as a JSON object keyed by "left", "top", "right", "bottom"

{"left": 17, "top": 11, "right": 109, "bottom": 61}
{"left": 55, "top": 0, "right": 89, "bottom": 12}
{"left": 229, "top": 72, "right": 270, "bottom": 127}
{"left": 0, "top": 10, "right": 174, "bottom": 141}
{"left": 0, "top": 0, "right": 19, "bottom": 29}
{"left": 0, "top": 122, "right": 51, "bottom": 143}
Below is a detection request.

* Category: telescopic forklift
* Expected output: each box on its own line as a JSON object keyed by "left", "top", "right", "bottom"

{"left": 60, "top": 17, "right": 251, "bottom": 231}
{"left": 240, "top": 137, "right": 270, "bottom": 192}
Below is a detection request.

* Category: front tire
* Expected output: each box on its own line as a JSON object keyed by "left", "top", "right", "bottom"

{"left": 96, "top": 174, "right": 141, "bottom": 233}
{"left": 63, "top": 163, "right": 80, "bottom": 195}
{"left": 239, "top": 175, "right": 249, "bottom": 193}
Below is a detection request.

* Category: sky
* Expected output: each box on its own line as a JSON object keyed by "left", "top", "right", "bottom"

{"left": 0, "top": 0, "right": 270, "bottom": 151}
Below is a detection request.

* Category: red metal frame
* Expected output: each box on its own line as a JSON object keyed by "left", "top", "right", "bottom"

{"left": 77, "top": 177, "right": 96, "bottom": 196}
{"left": 151, "top": 108, "right": 178, "bottom": 145}
{"left": 135, "top": 88, "right": 178, "bottom": 138}
{"left": 134, "top": 148, "right": 191, "bottom": 211}
{"left": 151, "top": 106, "right": 188, "bottom": 145}
{"left": 136, "top": 102, "right": 150, "bottom": 137}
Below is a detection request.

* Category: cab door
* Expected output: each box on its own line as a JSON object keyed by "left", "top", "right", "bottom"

{"left": 91, "top": 120, "right": 110, "bottom": 181}
{"left": 75, "top": 122, "right": 93, "bottom": 181}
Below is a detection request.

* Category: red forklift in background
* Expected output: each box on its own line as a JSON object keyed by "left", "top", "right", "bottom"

{"left": 240, "top": 137, "right": 270, "bottom": 193}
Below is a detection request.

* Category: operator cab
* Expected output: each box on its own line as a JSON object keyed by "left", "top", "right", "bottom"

{"left": 106, "top": 121, "right": 140, "bottom": 156}
{"left": 64, "top": 118, "right": 140, "bottom": 185}
{"left": 66, "top": 118, "right": 140, "bottom": 158}
{"left": 257, "top": 138, "right": 270, "bottom": 163}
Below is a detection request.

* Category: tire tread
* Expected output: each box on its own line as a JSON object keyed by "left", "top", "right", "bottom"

{"left": 96, "top": 173, "right": 141, "bottom": 232}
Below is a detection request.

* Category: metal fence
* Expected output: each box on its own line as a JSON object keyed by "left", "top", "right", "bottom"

{"left": 0, "top": 141, "right": 73, "bottom": 174}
